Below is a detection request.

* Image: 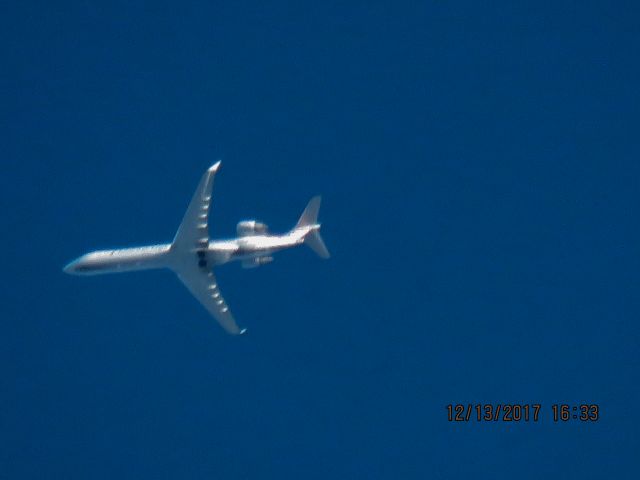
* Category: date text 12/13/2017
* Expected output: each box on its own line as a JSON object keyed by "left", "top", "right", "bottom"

{"left": 446, "top": 404, "right": 599, "bottom": 422}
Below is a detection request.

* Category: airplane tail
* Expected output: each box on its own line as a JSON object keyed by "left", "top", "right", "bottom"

{"left": 295, "top": 196, "right": 330, "bottom": 259}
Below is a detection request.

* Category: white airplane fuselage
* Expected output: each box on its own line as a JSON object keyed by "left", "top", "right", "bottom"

{"left": 64, "top": 228, "right": 313, "bottom": 276}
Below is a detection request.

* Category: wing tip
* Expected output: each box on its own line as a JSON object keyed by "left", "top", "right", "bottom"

{"left": 209, "top": 160, "right": 222, "bottom": 173}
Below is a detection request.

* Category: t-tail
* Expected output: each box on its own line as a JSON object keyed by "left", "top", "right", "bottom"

{"left": 294, "top": 196, "right": 330, "bottom": 259}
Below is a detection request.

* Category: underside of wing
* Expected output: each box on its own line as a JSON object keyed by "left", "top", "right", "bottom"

{"left": 172, "top": 161, "right": 220, "bottom": 254}
{"left": 176, "top": 269, "right": 246, "bottom": 335}
{"left": 170, "top": 161, "right": 245, "bottom": 335}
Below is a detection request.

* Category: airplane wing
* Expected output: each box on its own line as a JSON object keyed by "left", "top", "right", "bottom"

{"left": 176, "top": 269, "right": 246, "bottom": 335}
{"left": 172, "top": 161, "right": 220, "bottom": 253}
{"left": 171, "top": 161, "right": 246, "bottom": 335}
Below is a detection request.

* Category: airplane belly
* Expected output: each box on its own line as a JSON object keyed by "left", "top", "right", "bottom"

{"left": 65, "top": 244, "right": 171, "bottom": 275}
{"left": 208, "top": 241, "right": 238, "bottom": 265}
{"left": 232, "top": 249, "right": 272, "bottom": 262}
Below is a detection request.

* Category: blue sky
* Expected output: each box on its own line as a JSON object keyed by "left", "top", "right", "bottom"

{"left": 2, "top": 1, "right": 639, "bottom": 478}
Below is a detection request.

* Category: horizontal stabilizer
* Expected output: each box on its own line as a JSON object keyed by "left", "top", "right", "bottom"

{"left": 305, "top": 229, "right": 330, "bottom": 259}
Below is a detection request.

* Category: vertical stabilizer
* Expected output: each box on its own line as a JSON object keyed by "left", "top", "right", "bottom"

{"left": 295, "top": 196, "right": 330, "bottom": 259}
{"left": 295, "top": 195, "right": 322, "bottom": 229}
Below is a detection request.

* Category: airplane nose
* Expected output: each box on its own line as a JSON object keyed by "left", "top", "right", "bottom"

{"left": 63, "top": 261, "right": 76, "bottom": 274}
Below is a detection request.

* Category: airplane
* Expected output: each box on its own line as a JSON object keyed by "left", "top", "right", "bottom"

{"left": 63, "top": 161, "right": 330, "bottom": 335}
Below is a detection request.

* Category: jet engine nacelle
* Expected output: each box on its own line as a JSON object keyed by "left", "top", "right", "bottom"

{"left": 237, "top": 220, "right": 269, "bottom": 236}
